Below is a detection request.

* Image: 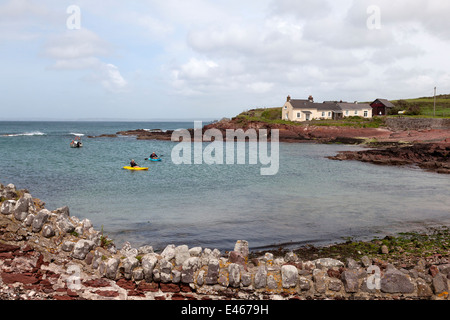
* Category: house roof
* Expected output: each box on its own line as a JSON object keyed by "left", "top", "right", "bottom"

{"left": 289, "top": 100, "right": 341, "bottom": 111}
{"left": 372, "top": 99, "right": 394, "bottom": 108}
{"left": 337, "top": 103, "right": 372, "bottom": 110}
{"left": 289, "top": 99, "right": 311, "bottom": 109}
{"left": 316, "top": 102, "right": 342, "bottom": 111}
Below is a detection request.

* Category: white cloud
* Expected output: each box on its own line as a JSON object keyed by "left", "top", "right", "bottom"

{"left": 270, "top": 0, "right": 333, "bottom": 18}
{"left": 44, "top": 29, "right": 111, "bottom": 61}
{"left": 178, "top": 58, "right": 219, "bottom": 80}
{"left": 163, "top": 0, "right": 450, "bottom": 106}
{"left": 97, "top": 63, "right": 128, "bottom": 92}
{"left": 2, "top": 0, "right": 450, "bottom": 119}
{"left": 345, "top": 0, "right": 450, "bottom": 41}
{"left": 170, "top": 3, "right": 370, "bottom": 98}
{"left": 43, "top": 28, "right": 128, "bottom": 93}
{"left": 134, "top": 14, "right": 174, "bottom": 39}
{"left": 50, "top": 57, "right": 100, "bottom": 70}
{"left": 0, "top": 0, "right": 59, "bottom": 40}
{"left": 369, "top": 43, "right": 425, "bottom": 65}
{"left": 0, "top": 0, "right": 51, "bottom": 20}
{"left": 246, "top": 81, "right": 274, "bottom": 93}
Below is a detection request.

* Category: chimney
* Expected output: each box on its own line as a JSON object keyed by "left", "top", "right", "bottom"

{"left": 287, "top": 95, "right": 291, "bottom": 102}
{"left": 308, "top": 95, "right": 314, "bottom": 102}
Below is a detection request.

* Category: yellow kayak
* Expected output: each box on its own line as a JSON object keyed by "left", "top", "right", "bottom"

{"left": 123, "top": 166, "right": 148, "bottom": 171}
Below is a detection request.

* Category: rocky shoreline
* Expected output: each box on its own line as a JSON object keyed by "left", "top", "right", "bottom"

{"left": 1, "top": 183, "right": 449, "bottom": 301}
{"left": 88, "top": 129, "right": 174, "bottom": 141}
{"left": 88, "top": 117, "right": 450, "bottom": 145}
{"left": 328, "top": 142, "right": 450, "bottom": 174}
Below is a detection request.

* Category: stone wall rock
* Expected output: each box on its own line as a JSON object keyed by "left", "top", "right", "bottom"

{"left": 72, "top": 240, "right": 95, "bottom": 260}
{"left": 32, "top": 210, "right": 50, "bottom": 233}
{"left": 1, "top": 200, "right": 16, "bottom": 215}
{"left": 281, "top": 265, "right": 298, "bottom": 288}
{"left": 14, "top": 193, "right": 34, "bottom": 219}
{"left": 380, "top": 269, "right": 414, "bottom": 294}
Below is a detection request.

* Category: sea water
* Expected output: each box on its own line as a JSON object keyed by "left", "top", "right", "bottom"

{"left": 0, "top": 121, "right": 449, "bottom": 251}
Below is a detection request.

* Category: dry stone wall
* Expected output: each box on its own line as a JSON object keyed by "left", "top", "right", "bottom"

{"left": 1, "top": 182, "right": 449, "bottom": 300}
{"left": 385, "top": 118, "right": 450, "bottom": 131}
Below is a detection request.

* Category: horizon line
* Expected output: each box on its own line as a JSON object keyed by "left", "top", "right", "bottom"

{"left": 0, "top": 118, "right": 219, "bottom": 122}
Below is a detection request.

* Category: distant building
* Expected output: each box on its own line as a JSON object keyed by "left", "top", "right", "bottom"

{"left": 370, "top": 99, "right": 395, "bottom": 116}
{"left": 282, "top": 96, "right": 372, "bottom": 122}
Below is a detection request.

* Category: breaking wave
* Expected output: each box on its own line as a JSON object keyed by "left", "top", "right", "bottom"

{"left": 2, "top": 131, "right": 46, "bottom": 137}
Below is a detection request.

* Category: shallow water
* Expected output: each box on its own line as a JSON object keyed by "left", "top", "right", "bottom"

{"left": 1, "top": 121, "right": 449, "bottom": 251}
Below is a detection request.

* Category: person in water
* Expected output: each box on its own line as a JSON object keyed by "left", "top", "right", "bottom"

{"left": 130, "top": 159, "right": 139, "bottom": 167}
{"left": 149, "top": 152, "right": 158, "bottom": 159}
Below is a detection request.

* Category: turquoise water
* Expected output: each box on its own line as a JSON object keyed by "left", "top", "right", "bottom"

{"left": 1, "top": 121, "right": 449, "bottom": 251}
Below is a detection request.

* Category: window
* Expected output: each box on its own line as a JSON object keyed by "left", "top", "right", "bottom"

{"left": 364, "top": 110, "right": 368, "bottom": 117}
{"left": 354, "top": 110, "right": 358, "bottom": 115}
{"left": 345, "top": 110, "right": 349, "bottom": 116}
{"left": 297, "top": 112, "right": 301, "bottom": 118}
{"left": 284, "top": 105, "right": 287, "bottom": 109}
{"left": 322, "top": 112, "right": 325, "bottom": 117}
{"left": 328, "top": 112, "right": 331, "bottom": 117}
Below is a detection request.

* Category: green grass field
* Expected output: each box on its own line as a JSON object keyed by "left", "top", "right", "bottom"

{"left": 391, "top": 94, "right": 450, "bottom": 118}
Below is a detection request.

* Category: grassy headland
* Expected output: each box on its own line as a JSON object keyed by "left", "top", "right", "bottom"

{"left": 235, "top": 94, "right": 450, "bottom": 129}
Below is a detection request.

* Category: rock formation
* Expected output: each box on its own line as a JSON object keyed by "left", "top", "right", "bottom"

{"left": 328, "top": 142, "right": 450, "bottom": 174}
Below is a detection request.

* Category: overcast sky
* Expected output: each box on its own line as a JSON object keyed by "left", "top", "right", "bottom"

{"left": 1, "top": 0, "right": 449, "bottom": 120}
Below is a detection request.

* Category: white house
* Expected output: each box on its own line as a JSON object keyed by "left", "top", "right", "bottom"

{"left": 282, "top": 96, "right": 373, "bottom": 122}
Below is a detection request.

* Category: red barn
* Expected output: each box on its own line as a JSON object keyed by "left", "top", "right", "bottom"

{"left": 370, "top": 99, "right": 394, "bottom": 116}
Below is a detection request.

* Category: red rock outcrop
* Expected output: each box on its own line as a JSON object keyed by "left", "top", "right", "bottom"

{"left": 328, "top": 142, "right": 450, "bottom": 174}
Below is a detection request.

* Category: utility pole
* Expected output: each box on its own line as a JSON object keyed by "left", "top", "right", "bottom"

{"left": 434, "top": 87, "right": 436, "bottom": 117}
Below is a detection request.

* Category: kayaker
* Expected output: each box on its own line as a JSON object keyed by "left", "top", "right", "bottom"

{"left": 149, "top": 152, "right": 158, "bottom": 159}
{"left": 130, "top": 159, "right": 139, "bottom": 167}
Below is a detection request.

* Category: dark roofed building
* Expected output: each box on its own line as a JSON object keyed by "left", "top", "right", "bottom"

{"left": 282, "top": 95, "right": 374, "bottom": 122}
{"left": 282, "top": 96, "right": 343, "bottom": 121}
{"left": 371, "top": 99, "right": 394, "bottom": 116}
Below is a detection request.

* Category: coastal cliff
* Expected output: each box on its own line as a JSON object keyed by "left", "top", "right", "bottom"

{"left": 1, "top": 183, "right": 449, "bottom": 300}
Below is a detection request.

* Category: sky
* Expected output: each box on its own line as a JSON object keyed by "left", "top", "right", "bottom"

{"left": 1, "top": 0, "right": 450, "bottom": 121}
